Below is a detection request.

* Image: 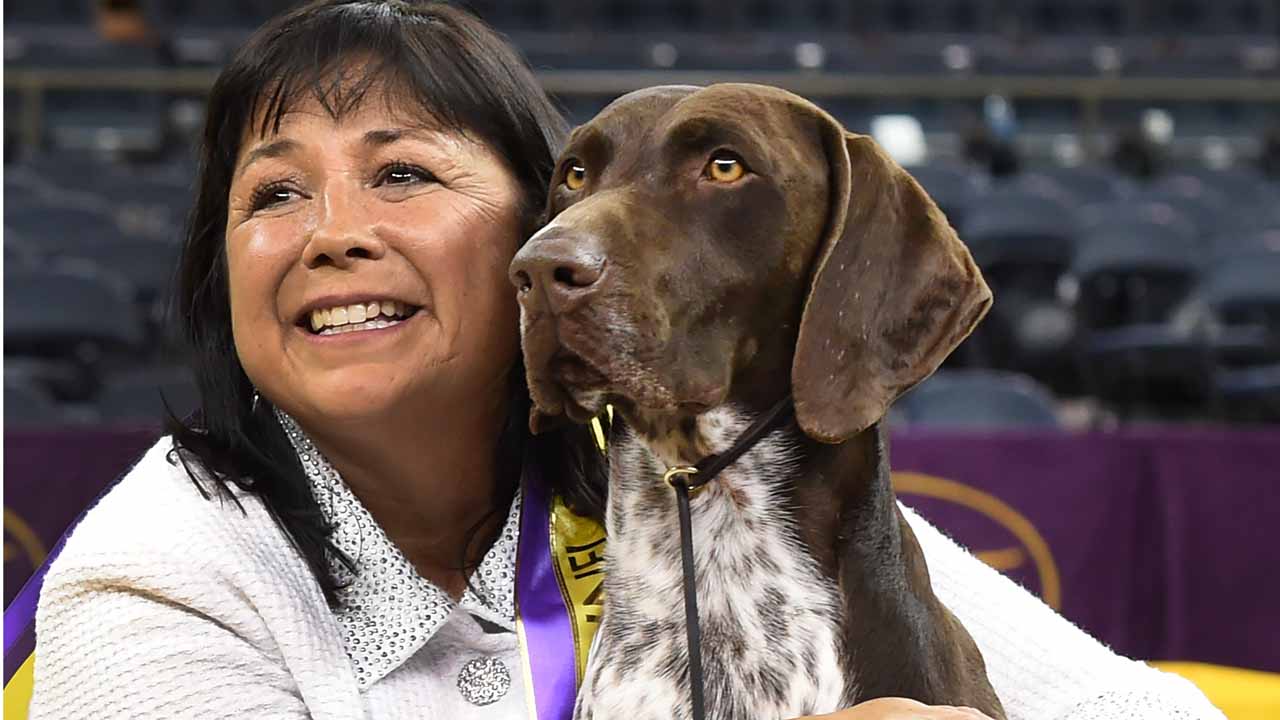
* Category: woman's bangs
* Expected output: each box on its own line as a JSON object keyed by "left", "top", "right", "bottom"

{"left": 241, "top": 6, "right": 480, "bottom": 145}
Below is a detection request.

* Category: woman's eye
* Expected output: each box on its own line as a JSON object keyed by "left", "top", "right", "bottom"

{"left": 249, "top": 184, "right": 299, "bottom": 211}
{"left": 704, "top": 151, "right": 747, "bottom": 183}
{"left": 563, "top": 160, "right": 586, "bottom": 190}
{"left": 378, "top": 163, "right": 434, "bottom": 187}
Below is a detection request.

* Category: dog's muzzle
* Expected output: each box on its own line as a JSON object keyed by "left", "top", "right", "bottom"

{"left": 510, "top": 230, "right": 607, "bottom": 316}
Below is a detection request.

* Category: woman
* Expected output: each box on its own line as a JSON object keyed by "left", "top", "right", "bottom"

{"left": 27, "top": 2, "right": 1222, "bottom": 719}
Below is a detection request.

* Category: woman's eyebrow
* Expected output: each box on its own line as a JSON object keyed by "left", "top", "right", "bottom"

{"left": 235, "top": 138, "right": 299, "bottom": 179}
{"left": 362, "top": 127, "right": 429, "bottom": 147}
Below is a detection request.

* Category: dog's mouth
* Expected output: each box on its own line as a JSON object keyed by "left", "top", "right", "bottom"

{"left": 528, "top": 337, "right": 616, "bottom": 422}
{"left": 535, "top": 340, "right": 673, "bottom": 423}
{"left": 537, "top": 343, "right": 720, "bottom": 426}
{"left": 548, "top": 348, "right": 609, "bottom": 388}
{"left": 522, "top": 302, "right": 708, "bottom": 424}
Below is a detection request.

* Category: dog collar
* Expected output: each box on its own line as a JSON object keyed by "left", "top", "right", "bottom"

{"left": 663, "top": 393, "right": 796, "bottom": 494}
{"left": 662, "top": 393, "right": 796, "bottom": 720}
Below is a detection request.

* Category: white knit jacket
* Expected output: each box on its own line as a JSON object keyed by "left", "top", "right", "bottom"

{"left": 29, "top": 437, "right": 1225, "bottom": 719}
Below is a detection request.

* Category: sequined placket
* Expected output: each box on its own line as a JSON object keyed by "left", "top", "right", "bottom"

{"left": 276, "top": 410, "right": 521, "bottom": 689}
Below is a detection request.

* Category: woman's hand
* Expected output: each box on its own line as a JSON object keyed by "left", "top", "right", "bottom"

{"left": 793, "top": 697, "right": 995, "bottom": 719}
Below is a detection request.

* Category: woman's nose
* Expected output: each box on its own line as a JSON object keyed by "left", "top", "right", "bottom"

{"left": 302, "top": 187, "right": 386, "bottom": 269}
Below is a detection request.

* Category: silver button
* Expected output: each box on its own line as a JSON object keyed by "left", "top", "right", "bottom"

{"left": 457, "top": 656, "right": 512, "bottom": 706}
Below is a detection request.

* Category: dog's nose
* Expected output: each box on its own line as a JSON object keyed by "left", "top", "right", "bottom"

{"left": 510, "top": 235, "right": 605, "bottom": 311}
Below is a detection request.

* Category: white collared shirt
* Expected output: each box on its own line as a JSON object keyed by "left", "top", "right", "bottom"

{"left": 279, "top": 411, "right": 530, "bottom": 717}
{"left": 30, "top": 433, "right": 1226, "bottom": 719}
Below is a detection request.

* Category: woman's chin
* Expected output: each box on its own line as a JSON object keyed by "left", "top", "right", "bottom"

{"left": 287, "top": 399, "right": 399, "bottom": 430}
{"left": 273, "top": 378, "right": 413, "bottom": 429}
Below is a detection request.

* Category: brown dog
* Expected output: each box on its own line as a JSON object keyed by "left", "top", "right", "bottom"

{"left": 511, "top": 84, "right": 1003, "bottom": 720}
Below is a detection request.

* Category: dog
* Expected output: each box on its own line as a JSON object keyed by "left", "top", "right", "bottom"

{"left": 510, "top": 83, "right": 1004, "bottom": 720}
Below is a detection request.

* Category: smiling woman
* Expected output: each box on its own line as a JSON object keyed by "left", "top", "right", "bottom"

{"left": 164, "top": 0, "right": 602, "bottom": 608}
{"left": 25, "top": 1, "right": 609, "bottom": 717}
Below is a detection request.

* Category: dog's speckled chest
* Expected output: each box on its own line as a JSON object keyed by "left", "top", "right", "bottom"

{"left": 573, "top": 407, "right": 852, "bottom": 720}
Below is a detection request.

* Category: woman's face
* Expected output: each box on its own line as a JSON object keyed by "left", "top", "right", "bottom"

{"left": 225, "top": 94, "right": 524, "bottom": 429}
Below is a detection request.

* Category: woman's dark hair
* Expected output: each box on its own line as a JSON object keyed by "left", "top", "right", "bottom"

{"left": 166, "top": 0, "right": 606, "bottom": 604}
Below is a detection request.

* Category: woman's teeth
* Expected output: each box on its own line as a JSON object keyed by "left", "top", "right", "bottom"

{"left": 319, "top": 317, "right": 400, "bottom": 335}
{"left": 309, "top": 300, "right": 413, "bottom": 335}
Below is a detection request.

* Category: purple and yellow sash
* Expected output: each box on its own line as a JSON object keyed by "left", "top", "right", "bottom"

{"left": 515, "top": 438, "right": 607, "bottom": 720}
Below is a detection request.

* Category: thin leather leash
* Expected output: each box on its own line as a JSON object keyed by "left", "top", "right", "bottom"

{"left": 661, "top": 394, "right": 796, "bottom": 720}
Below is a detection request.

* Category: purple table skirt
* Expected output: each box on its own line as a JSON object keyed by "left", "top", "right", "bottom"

{"left": 6, "top": 426, "right": 1279, "bottom": 672}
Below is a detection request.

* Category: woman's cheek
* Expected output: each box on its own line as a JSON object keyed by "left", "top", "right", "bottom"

{"left": 225, "top": 221, "right": 297, "bottom": 362}
{"left": 487, "top": 247, "right": 523, "bottom": 358}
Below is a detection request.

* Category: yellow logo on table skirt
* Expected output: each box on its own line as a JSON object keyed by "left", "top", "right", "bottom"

{"left": 4, "top": 508, "right": 46, "bottom": 587}
{"left": 892, "top": 472, "right": 1061, "bottom": 610}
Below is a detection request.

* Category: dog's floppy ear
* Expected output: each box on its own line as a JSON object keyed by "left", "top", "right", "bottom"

{"left": 792, "top": 128, "right": 992, "bottom": 443}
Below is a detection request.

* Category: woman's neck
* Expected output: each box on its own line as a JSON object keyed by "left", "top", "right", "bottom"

{"left": 300, "top": 394, "right": 512, "bottom": 599}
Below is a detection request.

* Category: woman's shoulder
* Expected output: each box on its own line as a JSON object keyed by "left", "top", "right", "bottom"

{"left": 30, "top": 436, "right": 350, "bottom": 719}
{"left": 47, "top": 435, "right": 303, "bottom": 586}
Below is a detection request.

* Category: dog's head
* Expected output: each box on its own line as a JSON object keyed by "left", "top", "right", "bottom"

{"left": 511, "top": 84, "right": 990, "bottom": 442}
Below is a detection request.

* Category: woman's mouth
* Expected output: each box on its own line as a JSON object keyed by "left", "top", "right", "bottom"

{"left": 304, "top": 299, "right": 421, "bottom": 336}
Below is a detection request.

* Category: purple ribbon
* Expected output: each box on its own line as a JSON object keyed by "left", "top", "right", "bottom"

{"left": 516, "top": 457, "right": 579, "bottom": 720}
{"left": 4, "top": 558, "right": 50, "bottom": 684}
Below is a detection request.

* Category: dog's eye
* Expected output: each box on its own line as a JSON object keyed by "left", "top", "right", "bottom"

{"left": 564, "top": 161, "right": 587, "bottom": 191}
{"left": 705, "top": 152, "right": 746, "bottom": 183}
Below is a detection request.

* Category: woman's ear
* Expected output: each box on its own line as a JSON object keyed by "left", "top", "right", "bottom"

{"left": 792, "top": 130, "right": 992, "bottom": 443}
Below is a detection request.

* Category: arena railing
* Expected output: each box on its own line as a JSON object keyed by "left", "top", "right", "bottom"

{"left": 6, "top": 68, "right": 1280, "bottom": 156}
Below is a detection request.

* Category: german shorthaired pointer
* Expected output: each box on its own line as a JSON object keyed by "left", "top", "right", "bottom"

{"left": 510, "top": 84, "right": 1005, "bottom": 720}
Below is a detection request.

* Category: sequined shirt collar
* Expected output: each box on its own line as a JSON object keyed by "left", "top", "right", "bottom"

{"left": 276, "top": 410, "right": 520, "bottom": 689}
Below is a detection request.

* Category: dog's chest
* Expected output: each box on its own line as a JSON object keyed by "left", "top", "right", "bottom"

{"left": 574, "top": 408, "right": 850, "bottom": 720}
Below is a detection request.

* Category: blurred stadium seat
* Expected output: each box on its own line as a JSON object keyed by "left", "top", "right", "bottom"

{"left": 1071, "top": 225, "right": 1210, "bottom": 414}
{"left": 4, "top": 264, "right": 143, "bottom": 351}
{"left": 5, "top": 203, "right": 125, "bottom": 256}
{"left": 906, "top": 163, "right": 984, "bottom": 228}
{"left": 897, "top": 369, "right": 1062, "bottom": 429}
{"left": 1215, "top": 363, "right": 1280, "bottom": 423}
{"left": 66, "top": 239, "right": 181, "bottom": 305}
{"left": 1211, "top": 227, "right": 1280, "bottom": 263}
{"left": 96, "top": 366, "right": 200, "bottom": 425}
{"left": 1204, "top": 253, "right": 1280, "bottom": 370}
{"left": 1009, "top": 166, "right": 1126, "bottom": 206}
{"left": 1076, "top": 199, "right": 1201, "bottom": 245}
{"left": 3, "top": 0, "right": 91, "bottom": 26}
{"left": 959, "top": 189, "right": 1078, "bottom": 382}
{"left": 1131, "top": 182, "right": 1231, "bottom": 240}
{"left": 4, "top": 263, "right": 147, "bottom": 401}
{"left": 4, "top": 372, "right": 64, "bottom": 427}
{"left": 962, "top": 190, "right": 1077, "bottom": 268}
